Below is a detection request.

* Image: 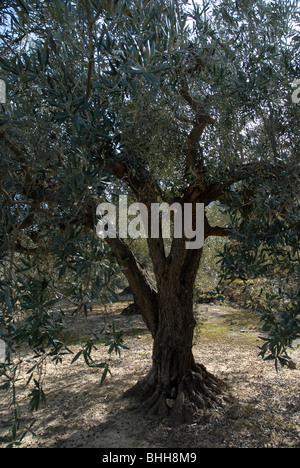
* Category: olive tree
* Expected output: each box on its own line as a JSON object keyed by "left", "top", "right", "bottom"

{"left": 0, "top": 0, "right": 299, "bottom": 427}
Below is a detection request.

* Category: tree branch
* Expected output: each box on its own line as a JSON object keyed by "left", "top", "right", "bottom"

{"left": 179, "top": 82, "right": 214, "bottom": 173}
{"left": 217, "top": 161, "right": 286, "bottom": 188}
{"left": 205, "top": 225, "right": 230, "bottom": 238}
{"left": 109, "top": 160, "right": 165, "bottom": 202}
{"left": 86, "top": 20, "right": 95, "bottom": 101}
{"left": 108, "top": 237, "right": 159, "bottom": 336}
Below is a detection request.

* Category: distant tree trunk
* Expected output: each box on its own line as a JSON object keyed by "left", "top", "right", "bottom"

{"left": 121, "top": 302, "right": 141, "bottom": 316}
{"left": 118, "top": 286, "right": 142, "bottom": 316}
{"left": 112, "top": 237, "right": 227, "bottom": 423}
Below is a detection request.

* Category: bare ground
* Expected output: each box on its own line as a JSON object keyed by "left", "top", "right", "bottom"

{"left": 0, "top": 302, "right": 299, "bottom": 448}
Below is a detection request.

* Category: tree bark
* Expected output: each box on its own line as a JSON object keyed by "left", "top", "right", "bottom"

{"left": 119, "top": 240, "right": 227, "bottom": 424}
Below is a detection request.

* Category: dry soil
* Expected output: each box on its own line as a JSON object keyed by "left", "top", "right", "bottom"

{"left": 0, "top": 302, "right": 299, "bottom": 448}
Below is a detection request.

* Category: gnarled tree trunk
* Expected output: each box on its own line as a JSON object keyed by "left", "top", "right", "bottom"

{"left": 111, "top": 236, "right": 227, "bottom": 424}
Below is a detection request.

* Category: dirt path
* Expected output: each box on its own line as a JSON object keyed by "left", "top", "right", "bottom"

{"left": 0, "top": 303, "right": 299, "bottom": 448}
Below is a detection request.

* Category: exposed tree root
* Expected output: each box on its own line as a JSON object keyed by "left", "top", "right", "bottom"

{"left": 123, "top": 363, "right": 229, "bottom": 426}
